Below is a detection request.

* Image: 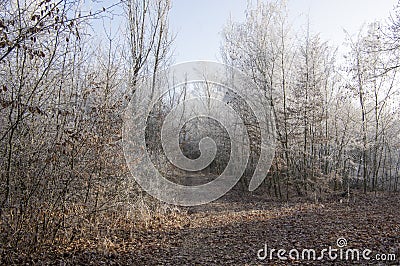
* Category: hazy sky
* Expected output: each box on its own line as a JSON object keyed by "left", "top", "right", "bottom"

{"left": 169, "top": 0, "right": 398, "bottom": 63}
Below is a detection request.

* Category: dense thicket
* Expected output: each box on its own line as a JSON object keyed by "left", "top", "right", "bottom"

{"left": 0, "top": 0, "right": 172, "bottom": 254}
{"left": 221, "top": 0, "right": 400, "bottom": 197}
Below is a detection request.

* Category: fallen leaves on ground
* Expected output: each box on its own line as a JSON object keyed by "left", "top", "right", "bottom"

{"left": 2, "top": 191, "right": 399, "bottom": 265}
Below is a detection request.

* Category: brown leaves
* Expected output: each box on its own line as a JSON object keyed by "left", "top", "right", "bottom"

{"left": 0, "top": 1, "right": 83, "bottom": 62}
{"left": 0, "top": 98, "right": 46, "bottom": 116}
{"left": 3, "top": 193, "right": 398, "bottom": 265}
{"left": 31, "top": 15, "right": 40, "bottom": 21}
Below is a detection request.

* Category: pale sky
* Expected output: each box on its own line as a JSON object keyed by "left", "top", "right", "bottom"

{"left": 169, "top": 0, "right": 398, "bottom": 63}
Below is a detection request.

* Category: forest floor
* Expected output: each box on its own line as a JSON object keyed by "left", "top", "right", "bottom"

{"left": 4, "top": 190, "right": 400, "bottom": 265}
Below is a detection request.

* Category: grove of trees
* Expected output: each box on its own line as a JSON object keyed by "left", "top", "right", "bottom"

{"left": 0, "top": 0, "right": 173, "bottom": 256}
{"left": 221, "top": 0, "right": 400, "bottom": 197}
